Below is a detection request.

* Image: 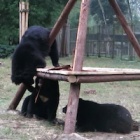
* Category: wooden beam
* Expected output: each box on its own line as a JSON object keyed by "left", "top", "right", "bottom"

{"left": 75, "top": 74, "right": 140, "bottom": 83}
{"left": 108, "top": 0, "right": 140, "bottom": 57}
{"left": 37, "top": 72, "right": 140, "bottom": 83}
{"left": 64, "top": 0, "right": 90, "bottom": 134}
{"left": 8, "top": 83, "right": 27, "bottom": 110}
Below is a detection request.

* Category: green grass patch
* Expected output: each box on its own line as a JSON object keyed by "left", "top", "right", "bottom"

{"left": 0, "top": 56, "right": 140, "bottom": 139}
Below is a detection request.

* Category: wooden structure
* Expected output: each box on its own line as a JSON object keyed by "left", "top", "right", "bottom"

{"left": 37, "top": 67, "right": 140, "bottom": 83}
{"left": 19, "top": 0, "right": 29, "bottom": 41}
{"left": 9, "top": 0, "right": 140, "bottom": 134}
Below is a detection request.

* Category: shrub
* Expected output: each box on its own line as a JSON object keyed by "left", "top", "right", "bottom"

{"left": 0, "top": 45, "right": 16, "bottom": 58}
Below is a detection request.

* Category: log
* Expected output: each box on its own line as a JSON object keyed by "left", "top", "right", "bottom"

{"left": 64, "top": 0, "right": 90, "bottom": 134}
{"left": 75, "top": 74, "right": 140, "bottom": 83}
{"left": 8, "top": 83, "right": 27, "bottom": 110}
{"left": 37, "top": 72, "right": 140, "bottom": 83}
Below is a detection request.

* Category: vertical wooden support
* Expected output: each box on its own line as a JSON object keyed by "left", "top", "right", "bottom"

{"left": 19, "top": 1, "right": 29, "bottom": 41}
{"left": 21, "top": 2, "right": 25, "bottom": 38}
{"left": 64, "top": 0, "right": 90, "bottom": 134}
{"left": 60, "top": 20, "right": 68, "bottom": 57}
{"left": 19, "top": 1, "right": 22, "bottom": 42}
{"left": 108, "top": 0, "right": 140, "bottom": 57}
{"left": 25, "top": 0, "right": 29, "bottom": 31}
{"left": 8, "top": 0, "right": 77, "bottom": 110}
{"left": 19, "top": 1, "right": 26, "bottom": 41}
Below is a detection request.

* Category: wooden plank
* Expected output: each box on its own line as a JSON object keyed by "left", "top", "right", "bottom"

{"left": 37, "top": 72, "right": 140, "bottom": 83}
{"left": 37, "top": 67, "right": 140, "bottom": 75}
{"left": 64, "top": 0, "right": 90, "bottom": 134}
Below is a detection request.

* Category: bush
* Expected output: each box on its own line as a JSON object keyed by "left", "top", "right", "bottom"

{"left": 0, "top": 45, "right": 16, "bottom": 58}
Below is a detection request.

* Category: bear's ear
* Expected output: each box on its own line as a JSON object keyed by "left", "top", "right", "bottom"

{"left": 62, "top": 105, "right": 67, "bottom": 113}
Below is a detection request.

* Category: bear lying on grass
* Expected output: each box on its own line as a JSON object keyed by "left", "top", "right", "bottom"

{"left": 21, "top": 77, "right": 60, "bottom": 122}
{"left": 11, "top": 26, "right": 59, "bottom": 90}
{"left": 63, "top": 98, "right": 133, "bottom": 134}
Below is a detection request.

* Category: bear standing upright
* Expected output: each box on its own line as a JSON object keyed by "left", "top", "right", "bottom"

{"left": 63, "top": 98, "right": 133, "bottom": 134}
{"left": 11, "top": 25, "right": 59, "bottom": 89}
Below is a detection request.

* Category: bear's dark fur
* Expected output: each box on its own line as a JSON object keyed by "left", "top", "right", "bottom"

{"left": 11, "top": 26, "right": 59, "bottom": 88}
{"left": 63, "top": 98, "right": 133, "bottom": 134}
{"left": 21, "top": 77, "right": 60, "bottom": 122}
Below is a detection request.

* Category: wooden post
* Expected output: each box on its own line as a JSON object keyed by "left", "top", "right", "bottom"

{"left": 8, "top": 0, "right": 77, "bottom": 110}
{"left": 19, "top": 1, "right": 29, "bottom": 41}
{"left": 25, "top": 0, "right": 29, "bottom": 31}
{"left": 108, "top": 0, "right": 140, "bottom": 57}
{"left": 60, "top": 20, "right": 68, "bottom": 57}
{"left": 64, "top": 0, "right": 90, "bottom": 134}
{"left": 19, "top": 1, "right": 22, "bottom": 41}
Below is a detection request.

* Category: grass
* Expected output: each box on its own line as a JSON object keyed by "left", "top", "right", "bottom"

{"left": 0, "top": 56, "right": 140, "bottom": 139}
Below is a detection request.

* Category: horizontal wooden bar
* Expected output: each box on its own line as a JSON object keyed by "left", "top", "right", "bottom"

{"left": 37, "top": 72, "right": 140, "bottom": 83}
{"left": 37, "top": 72, "right": 69, "bottom": 82}
{"left": 76, "top": 74, "right": 140, "bottom": 83}
{"left": 37, "top": 67, "right": 140, "bottom": 75}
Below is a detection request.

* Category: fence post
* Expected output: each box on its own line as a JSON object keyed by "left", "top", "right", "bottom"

{"left": 19, "top": 0, "right": 29, "bottom": 41}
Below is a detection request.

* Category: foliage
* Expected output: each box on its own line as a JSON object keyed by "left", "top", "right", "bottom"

{"left": 90, "top": 0, "right": 128, "bottom": 25}
{"left": 0, "top": 0, "right": 68, "bottom": 44}
{"left": 128, "top": 0, "right": 140, "bottom": 25}
{"left": 0, "top": 0, "right": 19, "bottom": 44}
{"left": 68, "top": 1, "right": 80, "bottom": 28}
{"left": 0, "top": 44, "right": 16, "bottom": 58}
{"left": 28, "top": 0, "right": 67, "bottom": 27}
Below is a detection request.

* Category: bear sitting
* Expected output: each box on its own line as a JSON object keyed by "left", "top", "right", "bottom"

{"left": 21, "top": 77, "right": 60, "bottom": 122}
{"left": 11, "top": 25, "right": 59, "bottom": 90}
{"left": 63, "top": 98, "right": 133, "bottom": 134}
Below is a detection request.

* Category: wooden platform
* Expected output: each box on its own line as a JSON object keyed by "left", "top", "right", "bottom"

{"left": 37, "top": 66, "right": 140, "bottom": 83}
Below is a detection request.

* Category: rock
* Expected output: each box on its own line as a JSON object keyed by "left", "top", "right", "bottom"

{"left": 55, "top": 133, "right": 89, "bottom": 140}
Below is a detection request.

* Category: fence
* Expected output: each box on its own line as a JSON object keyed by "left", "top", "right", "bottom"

{"left": 6, "top": 23, "right": 140, "bottom": 61}
{"left": 69, "top": 24, "right": 140, "bottom": 61}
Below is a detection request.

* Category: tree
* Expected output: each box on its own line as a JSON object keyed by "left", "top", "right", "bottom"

{"left": 0, "top": 0, "right": 68, "bottom": 44}
{"left": 28, "top": 0, "right": 68, "bottom": 27}
{"left": 0, "top": 0, "right": 19, "bottom": 44}
{"left": 90, "top": 0, "right": 128, "bottom": 25}
{"left": 68, "top": 1, "right": 81, "bottom": 28}
{"left": 128, "top": 0, "right": 140, "bottom": 25}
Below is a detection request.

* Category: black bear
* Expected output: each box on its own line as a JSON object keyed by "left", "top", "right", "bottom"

{"left": 21, "top": 77, "right": 60, "bottom": 122}
{"left": 63, "top": 98, "right": 133, "bottom": 134}
{"left": 11, "top": 25, "right": 59, "bottom": 90}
